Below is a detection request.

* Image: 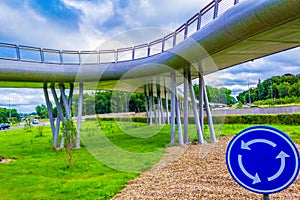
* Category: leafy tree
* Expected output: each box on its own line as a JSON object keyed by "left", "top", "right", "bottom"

{"left": 35, "top": 104, "right": 48, "bottom": 119}
{"left": 194, "top": 84, "right": 236, "bottom": 105}
{"left": 237, "top": 73, "right": 300, "bottom": 105}
{"left": 0, "top": 108, "right": 20, "bottom": 123}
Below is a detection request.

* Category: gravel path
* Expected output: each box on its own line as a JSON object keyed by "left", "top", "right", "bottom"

{"left": 113, "top": 137, "right": 300, "bottom": 199}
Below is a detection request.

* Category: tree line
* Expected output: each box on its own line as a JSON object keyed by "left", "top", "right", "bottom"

{"left": 237, "top": 73, "right": 300, "bottom": 105}
{"left": 0, "top": 108, "right": 20, "bottom": 123}
{"left": 34, "top": 85, "right": 237, "bottom": 118}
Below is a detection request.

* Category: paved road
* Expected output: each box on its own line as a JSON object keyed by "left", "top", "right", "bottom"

{"left": 0, "top": 122, "right": 50, "bottom": 132}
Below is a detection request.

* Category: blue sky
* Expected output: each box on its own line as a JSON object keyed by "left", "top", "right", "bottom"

{"left": 0, "top": 0, "right": 299, "bottom": 113}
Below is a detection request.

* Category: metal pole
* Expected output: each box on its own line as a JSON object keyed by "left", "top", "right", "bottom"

{"left": 76, "top": 82, "right": 83, "bottom": 148}
{"left": 263, "top": 194, "right": 270, "bottom": 200}
{"left": 213, "top": 0, "right": 219, "bottom": 19}
{"left": 173, "top": 32, "right": 177, "bottom": 47}
{"left": 197, "top": 13, "right": 202, "bottom": 30}
{"left": 170, "top": 71, "right": 176, "bottom": 143}
{"left": 270, "top": 80, "right": 273, "bottom": 104}
{"left": 184, "top": 22, "right": 188, "bottom": 39}
{"left": 188, "top": 66, "right": 204, "bottom": 144}
{"left": 248, "top": 78, "right": 251, "bottom": 105}
{"left": 9, "top": 97, "right": 11, "bottom": 124}
{"left": 132, "top": 47, "right": 135, "bottom": 60}
{"left": 183, "top": 66, "right": 189, "bottom": 144}
{"left": 202, "top": 76, "right": 217, "bottom": 143}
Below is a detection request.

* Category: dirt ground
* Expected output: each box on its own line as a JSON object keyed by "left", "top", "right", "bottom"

{"left": 113, "top": 136, "right": 300, "bottom": 200}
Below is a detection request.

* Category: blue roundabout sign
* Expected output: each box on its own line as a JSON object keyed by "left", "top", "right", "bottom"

{"left": 226, "top": 126, "right": 300, "bottom": 194}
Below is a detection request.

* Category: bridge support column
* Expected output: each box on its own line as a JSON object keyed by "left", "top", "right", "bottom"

{"left": 183, "top": 66, "right": 189, "bottom": 144}
{"left": 198, "top": 73, "right": 204, "bottom": 134}
{"left": 151, "top": 83, "right": 158, "bottom": 125}
{"left": 43, "top": 82, "right": 78, "bottom": 148}
{"left": 164, "top": 79, "right": 170, "bottom": 124}
{"left": 187, "top": 66, "right": 205, "bottom": 144}
{"left": 156, "top": 78, "right": 165, "bottom": 125}
{"left": 176, "top": 97, "right": 184, "bottom": 146}
{"left": 170, "top": 71, "right": 184, "bottom": 146}
{"left": 156, "top": 81, "right": 162, "bottom": 125}
{"left": 170, "top": 72, "right": 176, "bottom": 143}
{"left": 43, "top": 83, "right": 56, "bottom": 147}
{"left": 144, "top": 84, "right": 150, "bottom": 125}
{"left": 148, "top": 83, "right": 153, "bottom": 126}
{"left": 75, "top": 82, "right": 83, "bottom": 148}
{"left": 199, "top": 74, "right": 217, "bottom": 143}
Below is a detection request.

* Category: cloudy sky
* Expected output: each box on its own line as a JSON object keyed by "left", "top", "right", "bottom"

{"left": 0, "top": 0, "right": 299, "bottom": 113}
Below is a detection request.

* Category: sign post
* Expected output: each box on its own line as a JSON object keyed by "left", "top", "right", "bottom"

{"left": 226, "top": 126, "right": 299, "bottom": 197}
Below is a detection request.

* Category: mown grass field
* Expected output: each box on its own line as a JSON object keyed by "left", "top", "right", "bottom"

{"left": 0, "top": 120, "right": 299, "bottom": 199}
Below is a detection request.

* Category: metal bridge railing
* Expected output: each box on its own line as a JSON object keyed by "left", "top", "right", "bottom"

{"left": 0, "top": 0, "right": 241, "bottom": 65}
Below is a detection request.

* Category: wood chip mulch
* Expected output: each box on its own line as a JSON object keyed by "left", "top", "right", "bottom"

{"left": 112, "top": 136, "right": 300, "bottom": 200}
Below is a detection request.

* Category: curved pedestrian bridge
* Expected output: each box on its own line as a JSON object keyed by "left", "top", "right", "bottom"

{"left": 0, "top": 0, "right": 299, "bottom": 90}
{"left": 0, "top": 0, "right": 299, "bottom": 146}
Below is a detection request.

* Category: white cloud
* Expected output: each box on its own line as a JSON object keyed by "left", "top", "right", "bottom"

{"left": 120, "top": 0, "right": 210, "bottom": 30}
{"left": 61, "top": 0, "right": 114, "bottom": 47}
{"left": 0, "top": 88, "right": 45, "bottom": 113}
{"left": 0, "top": 1, "right": 95, "bottom": 50}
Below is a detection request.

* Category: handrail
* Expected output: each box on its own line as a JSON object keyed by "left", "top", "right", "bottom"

{"left": 0, "top": 0, "right": 239, "bottom": 65}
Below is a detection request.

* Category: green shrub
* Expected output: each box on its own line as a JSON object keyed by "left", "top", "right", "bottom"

{"left": 223, "top": 114, "right": 299, "bottom": 125}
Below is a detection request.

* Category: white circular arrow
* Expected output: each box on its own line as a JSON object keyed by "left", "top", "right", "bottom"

{"left": 238, "top": 154, "right": 261, "bottom": 184}
{"left": 241, "top": 139, "right": 277, "bottom": 150}
{"left": 268, "top": 151, "right": 290, "bottom": 182}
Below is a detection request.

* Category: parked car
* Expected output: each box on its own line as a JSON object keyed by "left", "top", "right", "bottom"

{"left": 32, "top": 119, "right": 39, "bottom": 124}
{"left": 0, "top": 123, "right": 10, "bottom": 130}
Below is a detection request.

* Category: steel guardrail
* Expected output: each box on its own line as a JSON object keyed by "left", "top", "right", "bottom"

{"left": 0, "top": 0, "right": 241, "bottom": 65}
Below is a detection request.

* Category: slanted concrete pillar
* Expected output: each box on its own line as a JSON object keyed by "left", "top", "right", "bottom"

{"left": 148, "top": 83, "right": 153, "bottom": 126}
{"left": 144, "top": 84, "right": 150, "bottom": 125}
{"left": 200, "top": 75, "right": 217, "bottom": 143}
{"left": 170, "top": 72, "right": 176, "bottom": 143}
{"left": 183, "top": 66, "right": 189, "bottom": 144}
{"left": 75, "top": 82, "right": 83, "bottom": 148}
{"left": 43, "top": 83, "right": 56, "bottom": 147}
{"left": 44, "top": 82, "right": 77, "bottom": 148}
{"left": 170, "top": 71, "right": 184, "bottom": 146}
{"left": 187, "top": 66, "right": 204, "bottom": 144}
{"left": 164, "top": 79, "right": 170, "bottom": 124}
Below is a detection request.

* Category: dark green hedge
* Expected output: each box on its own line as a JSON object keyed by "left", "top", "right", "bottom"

{"left": 94, "top": 113, "right": 300, "bottom": 125}
{"left": 208, "top": 114, "right": 300, "bottom": 125}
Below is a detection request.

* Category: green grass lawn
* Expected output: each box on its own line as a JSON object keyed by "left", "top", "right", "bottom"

{"left": 0, "top": 120, "right": 299, "bottom": 199}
